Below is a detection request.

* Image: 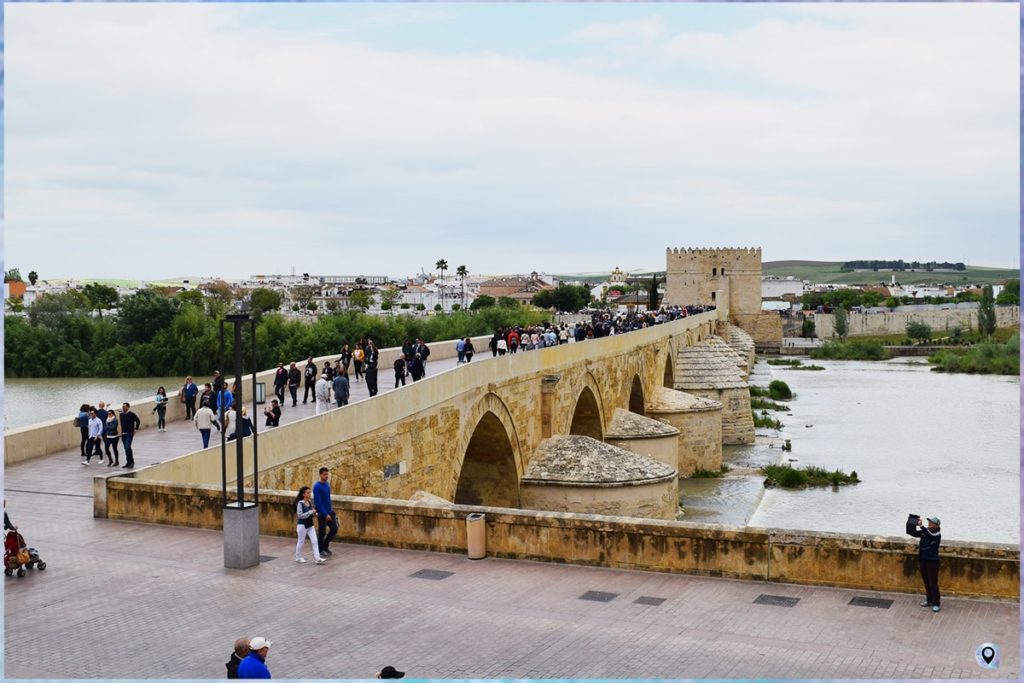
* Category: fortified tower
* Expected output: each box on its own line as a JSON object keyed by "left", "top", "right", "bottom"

{"left": 665, "top": 247, "right": 779, "bottom": 348}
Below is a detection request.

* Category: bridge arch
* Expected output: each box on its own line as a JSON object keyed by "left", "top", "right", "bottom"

{"left": 568, "top": 372, "right": 605, "bottom": 440}
{"left": 452, "top": 393, "right": 523, "bottom": 508}
{"left": 629, "top": 374, "right": 645, "bottom": 415}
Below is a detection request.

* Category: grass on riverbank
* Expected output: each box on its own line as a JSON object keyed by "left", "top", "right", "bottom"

{"left": 810, "top": 339, "right": 892, "bottom": 361}
{"left": 751, "top": 397, "right": 789, "bottom": 411}
{"left": 767, "top": 358, "right": 825, "bottom": 371}
{"left": 761, "top": 464, "right": 860, "bottom": 489}
{"left": 753, "top": 411, "right": 783, "bottom": 430}
{"left": 691, "top": 464, "right": 731, "bottom": 478}
{"left": 928, "top": 334, "right": 1019, "bottom": 375}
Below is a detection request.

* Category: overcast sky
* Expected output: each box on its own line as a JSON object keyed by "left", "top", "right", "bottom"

{"left": 4, "top": 3, "right": 1019, "bottom": 281}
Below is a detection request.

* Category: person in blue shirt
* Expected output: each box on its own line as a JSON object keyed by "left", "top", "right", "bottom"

{"left": 217, "top": 385, "right": 235, "bottom": 422}
{"left": 182, "top": 376, "right": 199, "bottom": 420}
{"left": 313, "top": 467, "right": 338, "bottom": 556}
{"left": 907, "top": 514, "right": 942, "bottom": 612}
{"left": 237, "top": 636, "right": 272, "bottom": 679}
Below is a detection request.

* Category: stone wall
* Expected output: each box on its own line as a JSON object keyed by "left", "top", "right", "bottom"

{"left": 733, "top": 312, "right": 784, "bottom": 349}
{"left": 520, "top": 479, "right": 679, "bottom": 520}
{"left": 690, "top": 387, "right": 753, "bottom": 446}
{"left": 3, "top": 333, "right": 493, "bottom": 465}
{"left": 814, "top": 307, "right": 1020, "bottom": 339}
{"left": 665, "top": 247, "right": 762, "bottom": 320}
{"left": 674, "top": 409, "right": 723, "bottom": 475}
{"left": 100, "top": 478, "right": 1020, "bottom": 600}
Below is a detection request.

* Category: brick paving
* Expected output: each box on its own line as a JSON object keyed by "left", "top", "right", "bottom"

{"left": 3, "top": 347, "right": 1019, "bottom": 679}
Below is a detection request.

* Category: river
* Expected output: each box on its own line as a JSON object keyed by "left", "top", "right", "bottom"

{"left": 681, "top": 357, "right": 1019, "bottom": 544}
{"left": 4, "top": 376, "right": 188, "bottom": 429}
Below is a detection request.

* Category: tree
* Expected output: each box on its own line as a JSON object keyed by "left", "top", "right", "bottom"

{"left": 456, "top": 265, "right": 468, "bottom": 309}
{"left": 6, "top": 296, "right": 25, "bottom": 313}
{"left": 470, "top": 295, "right": 495, "bottom": 310}
{"left": 497, "top": 296, "right": 518, "bottom": 309}
{"left": 379, "top": 287, "right": 402, "bottom": 315}
{"left": 27, "top": 271, "right": 38, "bottom": 286}
{"left": 117, "top": 289, "right": 180, "bottom": 345}
{"left": 349, "top": 289, "right": 375, "bottom": 312}
{"left": 28, "top": 290, "right": 89, "bottom": 330}
{"left": 250, "top": 287, "right": 283, "bottom": 317}
{"left": 884, "top": 296, "right": 900, "bottom": 311}
{"left": 83, "top": 283, "right": 120, "bottom": 318}
{"left": 648, "top": 274, "right": 659, "bottom": 311}
{"left": 435, "top": 259, "right": 449, "bottom": 311}
{"left": 801, "top": 316, "right": 815, "bottom": 338}
{"left": 4, "top": 268, "right": 22, "bottom": 282}
{"left": 905, "top": 320, "right": 932, "bottom": 343}
{"left": 833, "top": 305, "right": 848, "bottom": 340}
{"left": 996, "top": 279, "right": 1019, "bottom": 305}
{"left": 978, "top": 285, "right": 996, "bottom": 337}
{"left": 325, "top": 299, "right": 339, "bottom": 313}
{"left": 293, "top": 285, "right": 316, "bottom": 312}
{"left": 860, "top": 291, "right": 882, "bottom": 308}
{"left": 354, "top": 277, "right": 368, "bottom": 286}
{"left": 177, "top": 289, "right": 205, "bottom": 309}
{"left": 434, "top": 303, "right": 443, "bottom": 312}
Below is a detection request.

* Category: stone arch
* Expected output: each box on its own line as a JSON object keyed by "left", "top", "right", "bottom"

{"left": 452, "top": 393, "right": 523, "bottom": 507}
{"left": 629, "top": 374, "right": 645, "bottom": 415}
{"left": 663, "top": 353, "right": 675, "bottom": 388}
{"left": 568, "top": 372, "right": 605, "bottom": 440}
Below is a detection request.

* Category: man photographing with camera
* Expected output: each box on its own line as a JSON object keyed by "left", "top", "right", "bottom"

{"left": 906, "top": 513, "right": 942, "bottom": 612}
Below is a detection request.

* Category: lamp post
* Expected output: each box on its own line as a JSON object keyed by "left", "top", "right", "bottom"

{"left": 219, "top": 313, "right": 260, "bottom": 569}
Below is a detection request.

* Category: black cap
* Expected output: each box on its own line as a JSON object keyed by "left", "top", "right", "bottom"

{"left": 378, "top": 666, "right": 405, "bottom": 679}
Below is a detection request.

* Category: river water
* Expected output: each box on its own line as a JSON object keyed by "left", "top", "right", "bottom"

{"left": 4, "top": 377, "right": 188, "bottom": 429}
{"left": 681, "top": 358, "right": 1019, "bottom": 544}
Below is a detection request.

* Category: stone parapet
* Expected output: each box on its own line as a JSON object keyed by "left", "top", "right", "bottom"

{"left": 100, "top": 478, "right": 1020, "bottom": 600}
{"left": 814, "top": 306, "right": 1020, "bottom": 339}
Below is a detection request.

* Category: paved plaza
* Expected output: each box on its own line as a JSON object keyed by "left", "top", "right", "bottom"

{"left": 3, "top": 347, "right": 1020, "bottom": 679}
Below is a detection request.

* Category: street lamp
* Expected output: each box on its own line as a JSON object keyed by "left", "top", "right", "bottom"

{"left": 219, "top": 313, "right": 260, "bottom": 569}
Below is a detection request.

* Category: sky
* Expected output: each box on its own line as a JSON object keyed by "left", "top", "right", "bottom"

{"left": 4, "top": 3, "right": 1019, "bottom": 281}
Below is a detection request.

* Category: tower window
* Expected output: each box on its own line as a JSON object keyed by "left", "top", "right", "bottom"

{"left": 721, "top": 267, "right": 726, "bottom": 275}
{"left": 711, "top": 291, "right": 716, "bottom": 301}
{"left": 712, "top": 267, "right": 717, "bottom": 276}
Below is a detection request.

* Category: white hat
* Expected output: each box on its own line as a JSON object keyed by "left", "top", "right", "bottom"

{"left": 249, "top": 637, "right": 272, "bottom": 651}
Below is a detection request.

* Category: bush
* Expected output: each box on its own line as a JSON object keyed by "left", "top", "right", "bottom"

{"left": 768, "top": 380, "right": 792, "bottom": 400}
{"left": 762, "top": 464, "right": 860, "bottom": 489}
{"left": 928, "top": 334, "right": 1019, "bottom": 375}
{"left": 750, "top": 397, "right": 788, "bottom": 411}
{"left": 810, "top": 339, "right": 891, "bottom": 361}
{"left": 753, "top": 411, "right": 783, "bottom": 429}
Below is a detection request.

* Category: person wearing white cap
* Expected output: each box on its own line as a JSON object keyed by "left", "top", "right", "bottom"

{"left": 237, "top": 637, "right": 272, "bottom": 679}
{"left": 906, "top": 514, "right": 942, "bottom": 612}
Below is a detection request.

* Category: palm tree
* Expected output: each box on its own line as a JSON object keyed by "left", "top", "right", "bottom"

{"left": 456, "top": 265, "right": 468, "bottom": 309}
{"left": 435, "top": 259, "right": 448, "bottom": 311}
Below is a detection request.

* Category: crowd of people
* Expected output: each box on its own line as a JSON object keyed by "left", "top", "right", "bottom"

{"left": 225, "top": 635, "right": 404, "bottom": 679}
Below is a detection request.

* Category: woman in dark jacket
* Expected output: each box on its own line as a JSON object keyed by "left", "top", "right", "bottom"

{"left": 77, "top": 403, "right": 91, "bottom": 458}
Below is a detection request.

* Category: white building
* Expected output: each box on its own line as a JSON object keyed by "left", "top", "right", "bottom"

{"left": 761, "top": 276, "right": 805, "bottom": 299}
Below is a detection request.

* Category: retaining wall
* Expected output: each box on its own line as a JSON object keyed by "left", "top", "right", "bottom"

{"left": 814, "top": 307, "right": 1019, "bottom": 339}
{"left": 99, "top": 478, "right": 1019, "bottom": 600}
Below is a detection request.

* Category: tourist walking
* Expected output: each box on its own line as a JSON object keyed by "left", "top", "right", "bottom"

{"left": 153, "top": 386, "right": 169, "bottom": 431}
{"left": 333, "top": 372, "right": 350, "bottom": 407}
{"left": 907, "top": 514, "right": 942, "bottom": 612}
{"left": 303, "top": 356, "right": 317, "bottom": 404}
{"left": 182, "top": 376, "right": 199, "bottom": 419}
{"left": 294, "top": 486, "right": 325, "bottom": 564}
{"left": 216, "top": 383, "right": 234, "bottom": 422}
{"left": 84, "top": 408, "right": 103, "bottom": 465}
{"left": 408, "top": 353, "right": 424, "bottom": 382}
{"left": 287, "top": 362, "right": 301, "bottom": 407}
{"left": 273, "top": 363, "right": 288, "bottom": 404}
{"left": 315, "top": 374, "right": 332, "bottom": 415}
{"left": 119, "top": 403, "right": 141, "bottom": 469}
{"left": 194, "top": 401, "right": 220, "bottom": 448}
{"left": 226, "top": 638, "right": 250, "bottom": 679}
{"left": 365, "top": 339, "right": 380, "bottom": 397}
{"left": 489, "top": 333, "right": 499, "bottom": 357}
{"left": 353, "top": 343, "right": 365, "bottom": 382}
{"left": 507, "top": 328, "right": 519, "bottom": 354}
{"left": 103, "top": 408, "right": 120, "bottom": 466}
{"left": 93, "top": 402, "right": 109, "bottom": 458}
{"left": 339, "top": 344, "right": 353, "bottom": 377}
{"left": 313, "top": 467, "right": 338, "bottom": 555}
{"left": 456, "top": 338, "right": 466, "bottom": 364}
{"left": 238, "top": 406, "right": 254, "bottom": 439}
{"left": 263, "top": 399, "right": 281, "bottom": 427}
{"left": 237, "top": 637, "right": 272, "bottom": 679}
{"left": 394, "top": 355, "right": 407, "bottom": 388}
{"left": 497, "top": 337, "right": 507, "bottom": 356}
{"left": 322, "top": 360, "right": 335, "bottom": 381}
{"left": 77, "top": 403, "right": 90, "bottom": 459}
{"left": 224, "top": 407, "right": 237, "bottom": 441}
{"left": 413, "top": 339, "right": 430, "bottom": 374}
{"left": 199, "top": 383, "right": 214, "bottom": 415}
{"left": 464, "top": 338, "right": 475, "bottom": 362}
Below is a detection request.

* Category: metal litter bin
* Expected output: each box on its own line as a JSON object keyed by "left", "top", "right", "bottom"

{"left": 466, "top": 512, "right": 486, "bottom": 560}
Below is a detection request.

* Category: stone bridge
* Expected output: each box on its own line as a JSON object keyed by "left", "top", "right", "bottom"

{"left": 121, "top": 311, "right": 750, "bottom": 513}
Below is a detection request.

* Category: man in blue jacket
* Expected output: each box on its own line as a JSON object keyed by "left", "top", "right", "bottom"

{"left": 313, "top": 467, "right": 338, "bottom": 556}
{"left": 907, "top": 514, "right": 942, "bottom": 612}
{"left": 237, "top": 636, "right": 271, "bottom": 679}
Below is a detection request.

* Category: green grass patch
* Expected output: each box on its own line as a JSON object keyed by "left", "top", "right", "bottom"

{"left": 761, "top": 464, "right": 860, "bottom": 489}
{"left": 750, "top": 397, "right": 788, "bottom": 411}
{"left": 691, "top": 464, "right": 731, "bottom": 479}
{"left": 767, "top": 358, "right": 803, "bottom": 366}
{"left": 810, "top": 339, "right": 892, "bottom": 361}
{"left": 928, "top": 334, "right": 1019, "bottom": 375}
{"left": 787, "top": 364, "right": 825, "bottom": 371}
{"left": 753, "top": 411, "right": 783, "bottom": 429}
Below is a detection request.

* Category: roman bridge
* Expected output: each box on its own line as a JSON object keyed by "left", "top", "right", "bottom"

{"left": 114, "top": 311, "right": 728, "bottom": 511}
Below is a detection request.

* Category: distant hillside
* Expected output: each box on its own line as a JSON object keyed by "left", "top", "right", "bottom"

{"left": 763, "top": 261, "right": 1018, "bottom": 286}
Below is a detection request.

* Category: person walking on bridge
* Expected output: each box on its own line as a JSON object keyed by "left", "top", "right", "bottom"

{"left": 273, "top": 363, "right": 288, "bottom": 404}
{"left": 313, "top": 467, "right": 338, "bottom": 556}
{"left": 907, "top": 514, "right": 942, "bottom": 612}
{"left": 119, "top": 403, "right": 141, "bottom": 469}
{"left": 315, "top": 374, "right": 332, "bottom": 415}
{"left": 182, "top": 376, "right": 199, "bottom": 420}
{"left": 364, "top": 339, "right": 380, "bottom": 397}
{"left": 287, "top": 362, "right": 301, "bottom": 407}
{"left": 303, "top": 356, "right": 317, "bottom": 404}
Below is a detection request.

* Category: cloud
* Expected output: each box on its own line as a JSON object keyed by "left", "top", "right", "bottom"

{"left": 4, "top": 3, "right": 1018, "bottom": 279}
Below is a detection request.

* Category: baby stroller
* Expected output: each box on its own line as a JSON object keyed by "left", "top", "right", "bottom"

{"left": 4, "top": 530, "right": 45, "bottom": 578}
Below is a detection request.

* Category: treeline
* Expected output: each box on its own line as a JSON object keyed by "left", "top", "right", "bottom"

{"left": 928, "top": 334, "right": 1020, "bottom": 375}
{"left": 5, "top": 289, "right": 549, "bottom": 378}
{"left": 840, "top": 260, "right": 966, "bottom": 272}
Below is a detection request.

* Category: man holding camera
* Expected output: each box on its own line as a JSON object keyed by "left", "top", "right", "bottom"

{"left": 906, "top": 514, "right": 942, "bottom": 612}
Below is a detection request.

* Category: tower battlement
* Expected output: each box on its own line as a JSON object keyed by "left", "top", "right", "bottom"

{"left": 664, "top": 245, "right": 763, "bottom": 319}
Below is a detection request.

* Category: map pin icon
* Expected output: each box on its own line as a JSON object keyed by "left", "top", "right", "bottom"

{"left": 982, "top": 647, "right": 995, "bottom": 664}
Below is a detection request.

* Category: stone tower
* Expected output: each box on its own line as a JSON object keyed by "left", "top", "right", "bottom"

{"left": 664, "top": 247, "right": 776, "bottom": 347}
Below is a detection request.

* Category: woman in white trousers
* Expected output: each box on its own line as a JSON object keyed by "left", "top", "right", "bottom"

{"left": 294, "top": 486, "right": 325, "bottom": 564}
